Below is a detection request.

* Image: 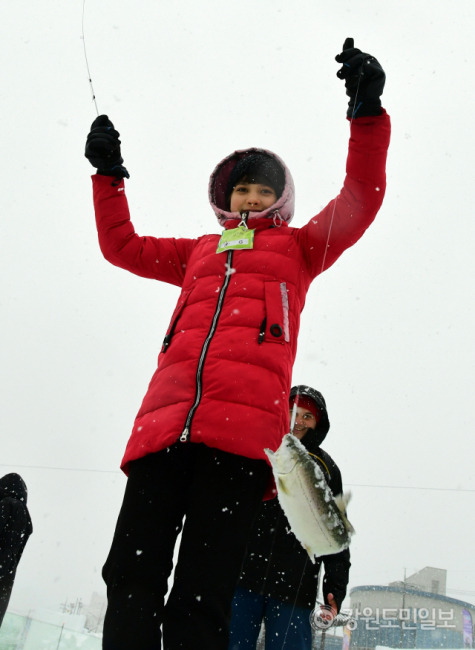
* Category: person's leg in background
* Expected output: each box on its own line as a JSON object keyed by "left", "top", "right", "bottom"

{"left": 228, "top": 585, "right": 266, "bottom": 650}
{"left": 263, "top": 596, "right": 313, "bottom": 650}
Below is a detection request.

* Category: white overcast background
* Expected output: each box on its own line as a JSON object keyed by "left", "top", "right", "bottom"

{"left": 0, "top": 0, "right": 473, "bottom": 614}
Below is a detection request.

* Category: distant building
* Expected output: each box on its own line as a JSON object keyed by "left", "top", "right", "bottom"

{"left": 348, "top": 567, "right": 474, "bottom": 649}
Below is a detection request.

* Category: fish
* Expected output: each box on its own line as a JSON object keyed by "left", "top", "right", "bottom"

{"left": 264, "top": 433, "right": 354, "bottom": 562}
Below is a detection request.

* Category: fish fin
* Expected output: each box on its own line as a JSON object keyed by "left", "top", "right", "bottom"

{"left": 335, "top": 492, "right": 355, "bottom": 535}
{"left": 264, "top": 448, "right": 277, "bottom": 471}
{"left": 277, "top": 477, "right": 289, "bottom": 495}
{"left": 347, "top": 518, "right": 356, "bottom": 535}
{"left": 341, "top": 513, "right": 355, "bottom": 535}
{"left": 303, "top": 544, "right": 316, "bottom": 564}
{"left": 334, "top": 491, "right": 352, "bottom": 512}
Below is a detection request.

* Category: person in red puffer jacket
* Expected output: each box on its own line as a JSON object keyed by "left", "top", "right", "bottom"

{"left": 85, "top": 39, "right": 389, "bottom": 650}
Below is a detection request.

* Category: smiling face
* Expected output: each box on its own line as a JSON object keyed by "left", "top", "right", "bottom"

{"left": 290, "top": 405, "right": 321, "bottom": 440}
{"left": 229, "top": 181, "right": 277, "bottom": 213}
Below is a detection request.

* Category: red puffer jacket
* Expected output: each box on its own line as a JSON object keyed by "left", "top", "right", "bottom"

{"left": 92, "top": 111, "right": 390, "bottom": 473}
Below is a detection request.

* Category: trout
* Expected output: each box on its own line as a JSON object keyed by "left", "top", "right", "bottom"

{"left": 265, "top": 433, "right": 354, "bottom": 562}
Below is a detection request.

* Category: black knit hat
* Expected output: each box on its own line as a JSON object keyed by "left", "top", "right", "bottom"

{"left": 225, "top": 153, "right": 285, "bottom": 209}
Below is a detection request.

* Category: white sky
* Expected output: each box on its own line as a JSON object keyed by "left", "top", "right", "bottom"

{"left": 1, "top": 0, "right": 474, "bottom": 615}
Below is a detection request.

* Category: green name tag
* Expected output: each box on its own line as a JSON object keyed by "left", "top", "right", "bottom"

{"left": 216, "top": 225, "right": 255, "bottom": 253}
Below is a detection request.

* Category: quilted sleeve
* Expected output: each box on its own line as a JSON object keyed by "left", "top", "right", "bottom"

{"left": 92, "top": 176, "right": 196, "bottom": 287}
{"left": 297, "top": 110, "right": 391, "bottom": 278}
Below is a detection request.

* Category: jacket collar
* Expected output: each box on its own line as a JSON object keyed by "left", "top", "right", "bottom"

{"left": 223, "top": 212, "right": 289, "bottom": 232}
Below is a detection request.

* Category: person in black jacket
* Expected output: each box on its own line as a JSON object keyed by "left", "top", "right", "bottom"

{"left": 228, "top": 386, "right": 351, "bottom": 649}
{"left": 0, "top": 473, "right": 33, "bottom": 627}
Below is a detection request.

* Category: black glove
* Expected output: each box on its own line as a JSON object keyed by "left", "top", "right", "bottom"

{"left": 335, "top": 38, "right": 385, "bottom": 118}
{"left": 84, "top": 115, "right": 130, "bottom": 179}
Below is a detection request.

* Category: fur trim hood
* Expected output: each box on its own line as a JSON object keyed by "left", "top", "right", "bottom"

{"left": 208, "top": 147, "right": 295, "bottom": 227}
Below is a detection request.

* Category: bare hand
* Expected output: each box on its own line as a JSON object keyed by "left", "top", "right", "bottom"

{"left": 326, "top": 592, "right": 338, "bottom": 618}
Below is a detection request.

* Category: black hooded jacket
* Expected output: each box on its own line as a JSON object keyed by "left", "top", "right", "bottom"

{"left": 0, "top": 473, "right": 33, "bottom": 625}
{"left": 237, "top": 386, "right": 351, "bottom": 610}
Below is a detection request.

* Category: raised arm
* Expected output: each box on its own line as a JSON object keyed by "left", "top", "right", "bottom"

{"left": 298, "top": 39, "right": 391, "bottom": 277}
{"left": 85, "top": 116, "right": 195, "bottom": 285}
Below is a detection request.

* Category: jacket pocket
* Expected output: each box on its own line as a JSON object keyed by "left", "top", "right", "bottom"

{"left": 161, "top": 288, "right": 192, "bottom": 353}
{"left": 258, "top": 281, "right": 290, "bottom": 345}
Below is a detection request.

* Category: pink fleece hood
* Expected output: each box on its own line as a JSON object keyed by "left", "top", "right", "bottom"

{"left": 208, "top": 147, "right": 295, "bottom": 227}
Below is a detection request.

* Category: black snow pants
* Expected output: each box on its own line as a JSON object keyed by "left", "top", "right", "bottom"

{"left": 102, "top": 442, "right": 270, "bottom": 650}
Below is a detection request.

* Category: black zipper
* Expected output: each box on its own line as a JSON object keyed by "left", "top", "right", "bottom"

{"left": 179, "top": 248, "right": 235, "bottom": 442}
{"left": 180, "top": 212, "right": 249, "bottom": 442}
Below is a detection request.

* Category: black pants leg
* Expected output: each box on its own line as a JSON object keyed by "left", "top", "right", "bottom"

{"left": 102, "top": 443, "right": 269, "bottom": 650}
{"left": 163, "top": 445, "right": 269, "bottom": 649}
{"left": 102, "top": 444, "right": 193, "bottom": 650}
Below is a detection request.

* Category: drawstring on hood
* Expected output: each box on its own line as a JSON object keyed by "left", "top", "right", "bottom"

{"left": 209, "top": 147, "right": 295, "bottom": 227}
{"left": 272, "top": 211, "right": 284, "bottom": 227}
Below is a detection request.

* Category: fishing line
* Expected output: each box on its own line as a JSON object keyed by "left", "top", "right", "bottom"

{"left": 289, "top": 386, "right": 303, "bottom": 433}
{"left": 319, "top": 67, "right": 364, "bottom": 274}
{"left": 290, "top": 399, "right": 298, "bottom": 432}
{"left": 280, "top": 554, "right": 310, "bottom": 649}
{"left": 256, "top": 390, "right": 305, "bottom": 647}
{"left": 279, "top": 388, "right": 312, "bottom": 648}
{"left": 81, "top": 0, "right": 99, "bottom": 116}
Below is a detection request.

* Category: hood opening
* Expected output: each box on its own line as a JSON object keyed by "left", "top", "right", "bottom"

{"left": 209, "top": 147, "right": 295, "bottom": 227}
{"left": 289, "top": 385, "right": 330, "bottom": 447}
